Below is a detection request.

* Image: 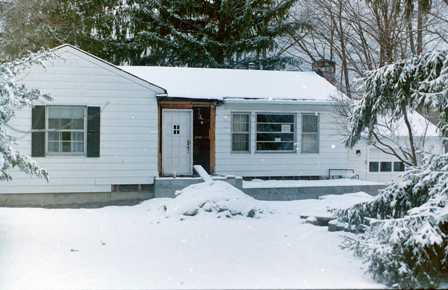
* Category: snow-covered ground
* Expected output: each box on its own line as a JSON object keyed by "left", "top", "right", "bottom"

{"left": 0, "top": 183, "right": 383, "bottom": 289}
{"left": 244, "top": 178, "right": 383, "bottom": 188}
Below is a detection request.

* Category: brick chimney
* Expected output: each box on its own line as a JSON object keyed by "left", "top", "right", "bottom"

{"left": 312, "top": 59, "right": 336, "bottom": 85}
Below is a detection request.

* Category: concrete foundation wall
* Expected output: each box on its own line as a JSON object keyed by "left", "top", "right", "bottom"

{"left": 243, "top": 184, "right": 385, "bottom": 201}
{"left": 0, "top": 190, "right": 154, "bottom": 208}
{"left": 0, "top": 178, "right": 384, "bottom": 208}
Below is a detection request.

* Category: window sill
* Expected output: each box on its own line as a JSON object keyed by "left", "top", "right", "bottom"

{"left": 44, "top": 154, "right": 87, "bottom": 158}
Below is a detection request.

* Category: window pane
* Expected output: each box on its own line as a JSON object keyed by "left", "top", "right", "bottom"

{"left": 257, "top": 123, "right": 294, "bottom": 133}
{"left": 393, "top": 161, "right": 405, "bottom": 172}
{"left": 46, "top": 107, "right": 85, "bottom": 154}
{"left": 256, "top": 113, "right": 296, "bottom": 152}
{"left": 48, "top": 131, "right": 60, "bottom": 142}
{"left": 302, "top": 114, "right": 318, "bottom": 133}
{"left": 72, "top": 132, "right": 84, "bottom": 141}
{"left": 257, "top": 142, "right": 294, "bottom": 151}
{"left": 257, "top": 133, "right": 294, "bottom": 142}
{"left": 257, "top": 114, "right": 294, "bottom": 123}
{"left": 301, "top": 134, "right": 319, "bottom": 153}
{"left": 62, "top": 131, "right": 72, "bottom": 141}
{"left": 48, "top": 106, "right": 84, "bottom": 130}
{"left": 380, "top": 162, "right": 392, "bottom": 172}
{"left": 48, "top": 141, "right": 60, "bottom": 153}
{"left": 72, "top": 142, "right": 84, "bottom": 152}
{"left": 369, "top": 162, "right": 379, "bottom": 172}
{"left": 62, "top": 142, "right": 72, "bottom": 152}
{"left": 232, "top": 114, "right": 249, "bottom": 132}
{"left": 232, "top": 133, "right": 249, "bottom": 152}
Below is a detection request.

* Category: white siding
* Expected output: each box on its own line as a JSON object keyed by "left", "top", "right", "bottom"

{"left": 1, "top": 47, "right": 160, "bottom": 194}
{"left": 215, "top": 102, "right": 445, "bottom": 182}
{"left": 215, "top": 102, "right": 356, "bottom": 177}
{"left": 354, "top": 136, "right": 445, "bottom": 183}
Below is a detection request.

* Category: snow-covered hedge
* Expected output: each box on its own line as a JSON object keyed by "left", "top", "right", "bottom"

{"left": 337, "top": 154, "right": 448, "bottom": 288}
{"left": 166, "top": 181, "right": 264, "bottom": 218}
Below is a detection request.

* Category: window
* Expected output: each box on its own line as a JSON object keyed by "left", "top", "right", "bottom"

{"left": 394, "top": 161, "right": 405, "bottom": 172}
{"left": 380, "top": 161, "right": 392, "bottom": 172}
{"left": 301, "top": 114, "right": 319, "bottom": 153}
{"left": 47, "top": 106, "right": 86, "bottom": 154}
{"left": 369, "top": 162, "right": 379, "bottom": 172}
{"left": 444, "top": 140, "right": 448, "bottom": 154}
{"left": 232, "top": 113, "right": 250, "bottom": 152}
{"left": 256, "top": 113, "right": 295, "bottom": 152}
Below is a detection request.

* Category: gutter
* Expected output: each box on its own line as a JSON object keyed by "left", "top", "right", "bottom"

{"left": 222, "top": 98, "right": 337, "bottom": 106}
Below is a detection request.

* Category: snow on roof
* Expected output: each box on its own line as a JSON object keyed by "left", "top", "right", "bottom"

{"left": 119, "top": 66, "right": 341, "bottom": 102}
{"left": 378, "top": 112, "right": 440, "bottom": 137}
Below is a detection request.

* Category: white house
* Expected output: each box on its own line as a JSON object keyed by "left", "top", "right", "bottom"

{"left": 0, "top": 44, "right": 444, "bottom": 194}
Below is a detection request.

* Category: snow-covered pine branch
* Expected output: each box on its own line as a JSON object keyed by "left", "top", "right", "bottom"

{"left": 0, "top": 50, "right": 52, "bottom": 181}
{"left": 345, "top": 50, "right": 448, "bottom": 166}
{"left": 336, "top": 153, "right": 448, "bottom": 288}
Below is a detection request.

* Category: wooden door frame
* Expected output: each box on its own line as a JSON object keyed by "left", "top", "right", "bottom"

{"left": 158, "top": 99, "right": 216, "bottom": 176}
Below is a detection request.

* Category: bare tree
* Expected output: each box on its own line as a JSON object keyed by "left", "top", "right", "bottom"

{"left": 287, "top": 0, "right": 439, "bottom": 97}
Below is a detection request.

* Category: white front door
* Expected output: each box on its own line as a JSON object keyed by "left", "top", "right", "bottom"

{"left": 162, "top": 109, "right": 193, "bottom": 176}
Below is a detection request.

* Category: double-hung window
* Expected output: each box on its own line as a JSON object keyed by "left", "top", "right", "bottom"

{"left": 231, "top": 113, "right": 250, "bottom": 152}
{"left": 301, "top": 114, "right": 319, "bottom": 153}
{"left": 256, "top": 113, "right": 296, "bottom": 152}
{"left": 47, "top": 106, "right": 86, "bottom": 155}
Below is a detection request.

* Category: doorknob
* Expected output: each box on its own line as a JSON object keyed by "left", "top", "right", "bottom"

{"left": 187, "top": 140, "right": 191, "bottom": 152}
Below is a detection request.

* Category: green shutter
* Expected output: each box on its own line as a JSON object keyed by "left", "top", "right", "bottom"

{"left": 31, "top": 106, "right": 46, "bottom": 157}
{"left": 87, "top": 106, "right": 100, "bottom": 157}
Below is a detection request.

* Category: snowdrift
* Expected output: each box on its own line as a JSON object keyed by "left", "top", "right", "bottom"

{"left": 167, "top": 181, "right": 263, "bottom": 218}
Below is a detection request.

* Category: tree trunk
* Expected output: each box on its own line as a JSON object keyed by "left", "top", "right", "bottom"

{"left": 338, "top": 0, "right": 351, "bottom": 98}
{"left": 416, "top": 0, "right": 424, "bottom": 54}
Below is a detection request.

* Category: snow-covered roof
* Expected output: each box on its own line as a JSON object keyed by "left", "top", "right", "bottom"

{"left": 378, "top": 112, "right": 441, "bottom": 137}
{"left": 120, "top": 66, "right": 341, "bottom": 102}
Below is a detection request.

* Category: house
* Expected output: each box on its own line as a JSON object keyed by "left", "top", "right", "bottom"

{"left": 0, "top": 44, "right": 444, "bottom": 195}
{"left": 348, "top": 113, "right": 444, "bottom": 183}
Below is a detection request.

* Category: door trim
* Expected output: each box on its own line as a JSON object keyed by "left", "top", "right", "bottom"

{"left": 161, "top": 108, "right": 193, "bottom": 176}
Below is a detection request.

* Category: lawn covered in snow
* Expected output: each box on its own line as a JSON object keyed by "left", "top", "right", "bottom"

{"left": 0, "top": 182, "right": 383, "bottom": 289}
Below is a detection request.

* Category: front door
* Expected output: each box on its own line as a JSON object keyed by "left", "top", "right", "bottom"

{"left": 162, "top": 109, "right": 193, "bottom": 176}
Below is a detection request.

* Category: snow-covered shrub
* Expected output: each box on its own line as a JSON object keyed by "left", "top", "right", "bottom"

{"left": 337, "top": 154, "right": 448, "bottom": 288}
{"left": 166, "top": 181, "right": 263, "bottom": 218}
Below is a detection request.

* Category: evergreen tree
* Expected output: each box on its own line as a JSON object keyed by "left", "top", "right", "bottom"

{"left": 1, "top": 0, "right": 300, "bottom": 68}
{"left": 345, "top": 50, "right": 448, "bottom": 166}
{"left": 121, "top": 0, "right": 300, "bottom": 68}
{"left": 0, "top": 0, "right": 122, "bottom": 62}
{"left": 336, "top": 153, "right": 448, "bottom": 288}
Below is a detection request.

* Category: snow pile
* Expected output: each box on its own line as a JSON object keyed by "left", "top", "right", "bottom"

{"left": 167, "top": 181, "right": 264, "bottom": 218}
{"left": 337, "top": 153, "right": 448, "bottom": 288}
